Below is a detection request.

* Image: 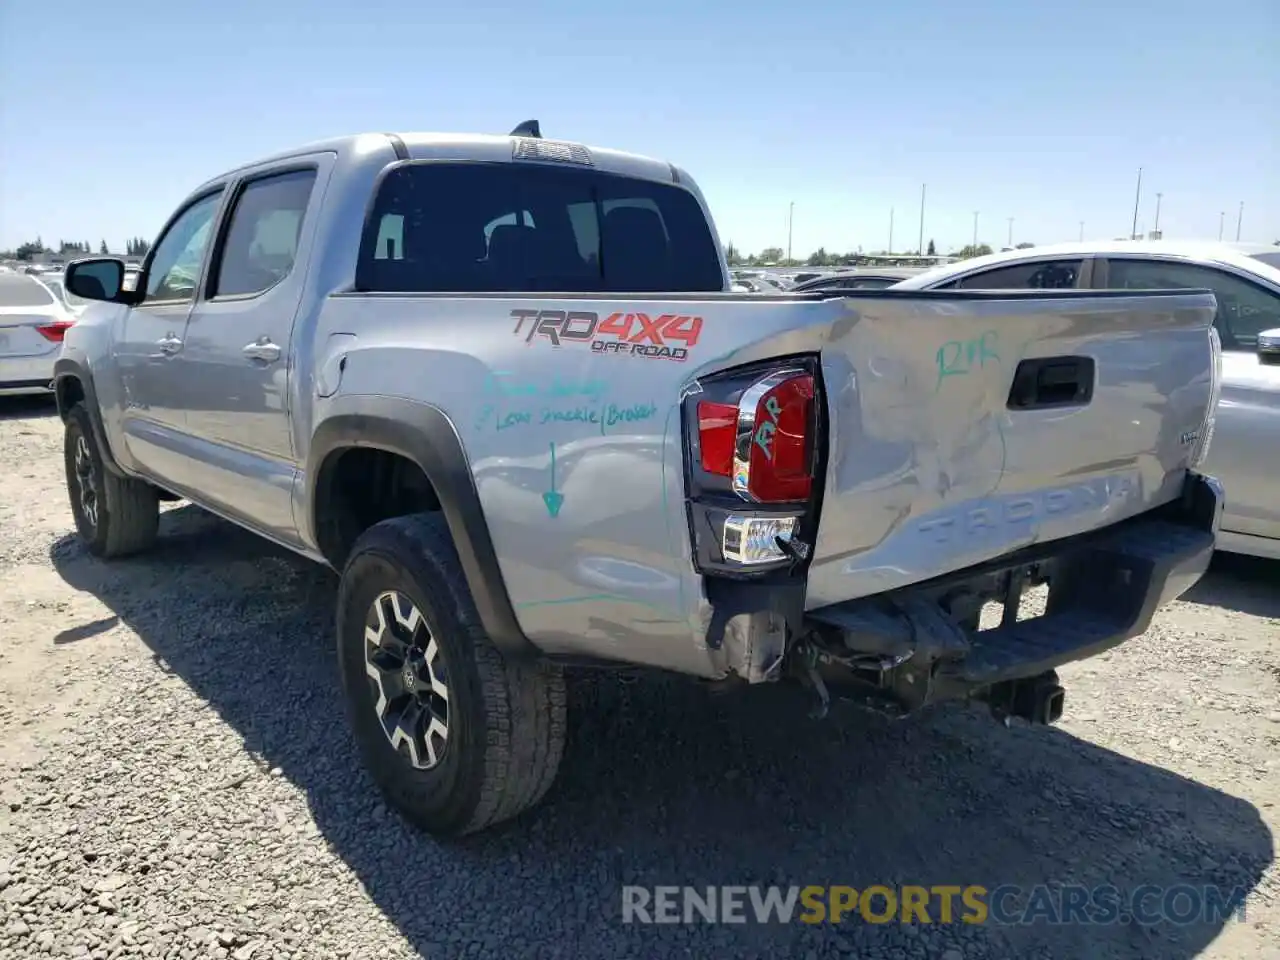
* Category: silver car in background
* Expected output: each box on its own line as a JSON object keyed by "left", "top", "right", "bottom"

{"left": 895, "top": 240, "right": 1280, "bottom": 560}
{"left": 0, "top": 274, "right": 76, "bottom": 396}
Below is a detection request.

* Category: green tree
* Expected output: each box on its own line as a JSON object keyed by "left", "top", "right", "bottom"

{"left": 15, "top": 238, "right": 46, "bottom": 261}
{"left": 954, "top": 243, "right": 993, "bottom": 260}
{"left": 1015, "top": 242, "right": 1035, "bottom": 249}
{"left": 926, "top": 239, "right": 937, "bottom": 256}
{"left": 99, "top": 239, "right": 109, "bottom": 255}
{"left": 806, "top": 247, "right": 828, "bottom": 267}
{"left": 758, "top": 246, "right": 784, "bottom": 264}
{"left": 724, "top": 241, "right": 741, "bottom": 265}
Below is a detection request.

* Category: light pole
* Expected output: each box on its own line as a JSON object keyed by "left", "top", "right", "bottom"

{"left": 972, "top": 211, "right": 979, "bottom": 251}
{"left": 1130, "top": 166, "right": 1143, "bottom": 239}
{"left": 1236, "top": 201, "right": 1244, "bottom": 241}
{"left": 888, "top": 207, "right": 894, "bottom": 254}
{"left": 1153, "top": 192, "right": 1162, "bottom": 236}
{"left": 786, "top": 201, "right": 794, "bottom": 263}
{"left": 1219, "top": 211, "right": 1225, "bottom": 241}
{"left": 1079, "top": 221, "right": 1084, "bottom": 241}
{"left": 1006, "top": 217, "right": 1014, "bottom": 247}
{"left": 917, "top": 183, "right": 926, "bottom": 255}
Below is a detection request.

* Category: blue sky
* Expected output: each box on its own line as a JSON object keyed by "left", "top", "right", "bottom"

{"left": 2, "top": 0, "right": 1276, "bottom": 256}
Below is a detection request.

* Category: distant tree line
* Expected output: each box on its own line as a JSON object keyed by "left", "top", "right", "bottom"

{"left": 0, "top": 237, "right": 151, "bottom": 260}
{"left": 723, "top": 238, "right": 1028, "bottom": 267}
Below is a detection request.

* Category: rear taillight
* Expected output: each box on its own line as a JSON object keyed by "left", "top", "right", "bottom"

{"left": 684, "top": 359, "right": 823, "bottom": 574}
{"left": 733, "top": 370, "right": 815, "bottom": 503}
{"left": 36, "top": 321, "right": 74, "bottom": 343}
{"left": 697, "top": 371, "right": 816, "bottom": 503}
{"left": 696, "top": 401, "right": 738, "bottom": 476}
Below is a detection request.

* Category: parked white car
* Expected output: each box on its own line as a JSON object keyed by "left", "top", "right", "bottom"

{"left": 0, "top": 273, "right": 76, "bottom": 396}
{"left": 895, "top": 240, "right": 1280, "bottom": 560}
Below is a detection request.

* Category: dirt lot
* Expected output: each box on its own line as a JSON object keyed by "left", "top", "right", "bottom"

{"left": 0, "top": 395, "right": 1276, "bottom": 960}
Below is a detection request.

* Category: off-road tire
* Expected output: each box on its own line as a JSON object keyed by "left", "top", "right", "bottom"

{"left": 336, "top": 512, "right": 567, "bottom": 836}
{"left": 64, "top": 403, "right": 159, "bottom": 558}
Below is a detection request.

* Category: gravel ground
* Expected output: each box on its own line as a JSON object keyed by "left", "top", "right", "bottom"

{"left": 0, "top": 395, "right": 1276, "bottom": 960}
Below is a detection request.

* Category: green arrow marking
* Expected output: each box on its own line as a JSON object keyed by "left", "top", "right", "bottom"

{"left": 542, "top": 442, "right": 564, "bottom": 517}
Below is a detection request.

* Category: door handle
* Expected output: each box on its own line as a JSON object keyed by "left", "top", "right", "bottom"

{"left": 153, "top": 334, "right": 183, "bottom": 356}
{"left": 242, "top": 337, "right": 281, "bottom": 363}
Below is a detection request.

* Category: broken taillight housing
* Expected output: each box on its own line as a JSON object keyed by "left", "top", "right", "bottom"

{"left": 684, "top": 359, "right": 823, "bottom": 573}
{"left": 696, "top": 370, "right": 816, "bottom": 504}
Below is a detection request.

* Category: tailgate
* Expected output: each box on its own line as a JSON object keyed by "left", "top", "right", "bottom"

{"left": 0, "top": 313, "right": 61, "bottom": 358}
{"left": 804, "top": 289, "right": 1217, "bottom": 608}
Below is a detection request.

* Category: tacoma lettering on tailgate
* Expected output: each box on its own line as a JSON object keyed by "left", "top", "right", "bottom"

{"left": 916, "top": 472, "right": 1141, "bottom": 545}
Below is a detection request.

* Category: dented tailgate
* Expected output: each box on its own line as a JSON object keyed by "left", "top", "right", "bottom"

{"left": 804, "top": 289, "right": 1218, "bottom": 609}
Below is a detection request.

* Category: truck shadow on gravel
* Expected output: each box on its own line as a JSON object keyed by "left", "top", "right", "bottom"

{"left": 1181, "top": 552, "right": 1280, "bottom": 619}
{"left": 0, "top": 395, "right": 58, "bottom": 421}
{"left": 50, "top": 506, "right": 1273, "bottom": 960}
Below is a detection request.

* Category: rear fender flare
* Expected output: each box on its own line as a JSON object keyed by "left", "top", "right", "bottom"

{"left": 306, "top": 396, "right": 538, "bottom": 660}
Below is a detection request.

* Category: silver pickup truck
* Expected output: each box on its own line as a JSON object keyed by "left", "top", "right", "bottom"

{"left": 55, "top": 122, "right": 1224, "bottom": 837}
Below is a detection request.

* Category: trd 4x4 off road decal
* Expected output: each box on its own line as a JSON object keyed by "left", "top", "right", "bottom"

{"left": 510, "top": 309, "right": 702, "bottom": 361}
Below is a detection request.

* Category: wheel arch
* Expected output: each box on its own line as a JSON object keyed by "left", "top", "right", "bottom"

{"left": 307, "top": 397, "right": 538, "bottom": 660}
{"left": 51, "top": 357, "right": 126, "bottom": 477}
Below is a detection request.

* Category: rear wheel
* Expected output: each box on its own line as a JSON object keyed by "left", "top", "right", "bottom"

{"left": 64, "top": 403, "right": 159, "bottom": 558}
{"left": 336, "top": 513, "right": 566, "bottom": 836}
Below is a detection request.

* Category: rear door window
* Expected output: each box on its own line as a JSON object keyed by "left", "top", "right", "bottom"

{"left": 954, "top": 259, "right": 1085, "bottom": 289}
{"left": 211, "top": 168, "right": 317, "bottom": 298}
{"left": 1103, "top": 258, "right": 1280, "bottom": 351}
{"left": 357, "top": 162, "right": 723, "bottom": 293}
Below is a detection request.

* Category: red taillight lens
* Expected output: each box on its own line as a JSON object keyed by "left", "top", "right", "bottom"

{"left": 738, "top": 373, "right": 815, "bottom": 503}
{"left": 36, "top": 321, "right": 74, "bottom": 343}
{"left": 697, "top": 401, "right": 738, "bottom": 476}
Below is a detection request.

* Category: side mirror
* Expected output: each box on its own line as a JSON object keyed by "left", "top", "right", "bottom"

{"left": 1258, "top": 328, "right": 1280, "bottom": 366}
{"left": 64, "top": 258, "right": 130, "bottom": 303}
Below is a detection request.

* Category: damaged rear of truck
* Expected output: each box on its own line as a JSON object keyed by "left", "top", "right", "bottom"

{"left": 679, "top": 288, "right": 1222, "bottom": 723}
{"left": 325, "top": 283, "right": 1222, "bottom": 729}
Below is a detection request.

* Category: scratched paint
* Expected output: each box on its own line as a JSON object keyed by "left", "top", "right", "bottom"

{"left": 935, "top": 330, "right": 1000, "bottom": 390}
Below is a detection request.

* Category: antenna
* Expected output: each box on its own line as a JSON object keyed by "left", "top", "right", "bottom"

{"left": 509, "top": 119, "right": 542, "bottom": 139}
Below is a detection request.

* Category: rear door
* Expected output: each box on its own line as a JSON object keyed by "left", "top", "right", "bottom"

{"left": 166, "top": 156, "right": 331, "bottom": 545}
{"left": 1095, "top": 255, "right": 1280, "bottom": 548}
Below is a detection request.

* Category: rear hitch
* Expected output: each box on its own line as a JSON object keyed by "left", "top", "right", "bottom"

{"left": 984, "top": 671, "right": 1066, "bottom": 726}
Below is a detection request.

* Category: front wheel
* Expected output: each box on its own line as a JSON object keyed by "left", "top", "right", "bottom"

{"left": 336, "top": 513, "right": 566, "bottom": 836}
{"left": 64, "top": 403, "right": 159, "bottom": 558}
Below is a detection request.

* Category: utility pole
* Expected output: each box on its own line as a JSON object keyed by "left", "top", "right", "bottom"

{"left": 1006, "top": 217, "right": 1014, "bottom": 247}
{"left": 1219, "top": 211, "right": 1225, "bottom": 241}
{"left": 1236, "top": 201, "right": 1244, "bottom": 241}
{"left": 972, "top": 211, "right": 979, "bottom": 251}
{"left": 1079, "top": 221, "right": 1084, "bottom": 241}
{"left": 888, "top": 207, "right": 894, "bottom": 254}
{"left": 1153, "top": 193, "right": 1162, "bottom": 236}
{"left": 786, "top": 201, "right": 794, "bottom": 263}
{"left": 917, "top": 183, "right": 926, "bottom": 255}
{"left": 1130, "top": 166, "right": 1143, "bottom": 239}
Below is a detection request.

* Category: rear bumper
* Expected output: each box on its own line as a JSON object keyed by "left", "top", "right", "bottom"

{"left": 805, "top": 472, "right": 1222, "bottom": 711}
{"left": 0, "top": 354, "right": 57, "bottom": 395}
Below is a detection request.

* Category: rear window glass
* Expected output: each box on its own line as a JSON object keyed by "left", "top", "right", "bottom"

{"left": 357, "top": 161, "right": 723, "bottom": 293}
{"left": 0, "top": 275, "right": 56, "bottom": 307}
